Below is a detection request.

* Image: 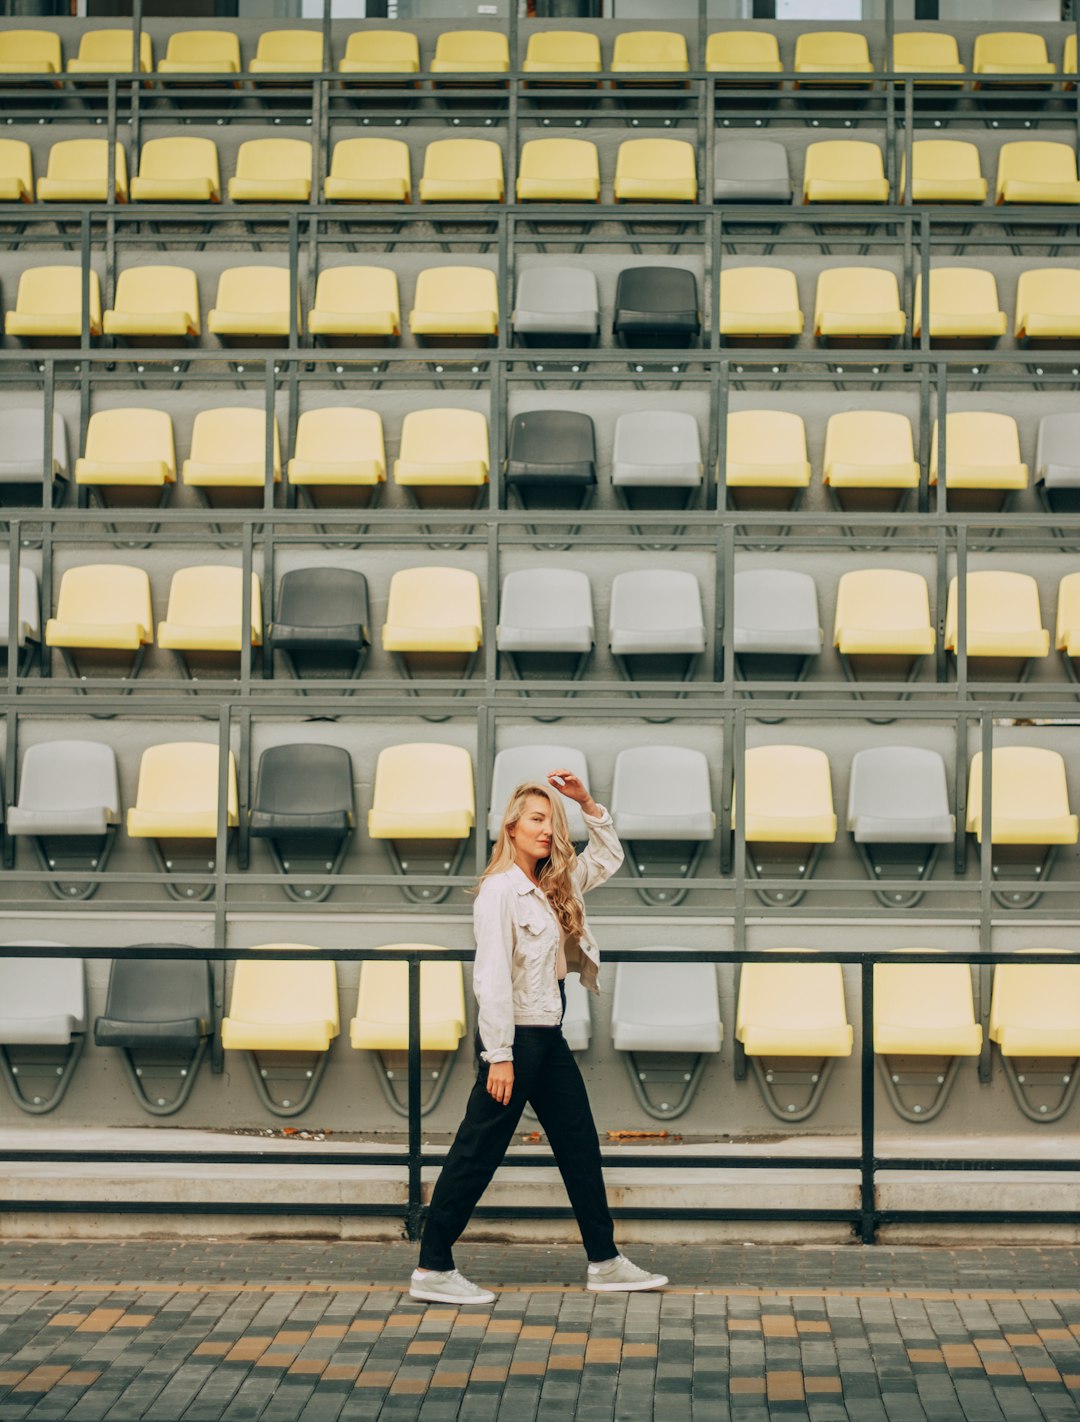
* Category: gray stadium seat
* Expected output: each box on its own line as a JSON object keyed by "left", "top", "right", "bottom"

{"left": 1036, "top": 412, "right": 1080, "bottom": 517}
{"left": 7, "top": 740, "right": 120, "bottom": 900}
{"left": 611, "top": 409, "right": 703, "bottom": 514}
{"left": 0, "top": 564, "right": 41, "bottom": 675}
{"left": 496, "top": 568, "right": 594, "bottom": 695}
{"left": 611, "top": 958, "right": 723, "bottom": 1119}
{"left": 270, "top": 567, "right": 370, "bottom": 682}
{"left": 847, "top": 746, "right": 955, "bottom": 908}
{"left": 94, "top": 952, "right": 213, "bottom": 1116}
{"left": 611, "top": 745, "right": 716, "bottom": 906}
{"left": 511, "top": 266, "right": 600, "bottom": 353}
{"left": 562, "top": 975, "right": 592, "bottom": 1053}
{"left": 0, "top": 945, "right": 85, "bottom": 1114}
{"left": 733, "top": 569, "right": 823, "bottom": 694}
{"left": 713, "top": 139, "right": 792, "bottom": 203}
{"left": 609, "top": 570, "right": 706, "bottom": 701}
{"left": 488, "top": 745, "right": 591, "bottom": 842}
{"left": 248, "top": 743, "right": 356, "bottom": 903}
{"left": 0, "top": 408, "right": 68, "bottom": 499}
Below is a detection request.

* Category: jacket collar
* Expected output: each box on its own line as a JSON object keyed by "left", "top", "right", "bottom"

{"left": 506, "top": 864, "right": 542, "bottom": 896}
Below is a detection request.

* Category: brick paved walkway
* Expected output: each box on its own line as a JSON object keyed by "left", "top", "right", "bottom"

{"left": 3, "top": 1242, "right": 1080, "bottom": 1420}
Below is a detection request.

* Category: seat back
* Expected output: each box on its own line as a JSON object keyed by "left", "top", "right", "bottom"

{"left": 161, "top": 30, "right": 240, "bottom": 69}
{"left": 398, "top": 408, "right": 489, "bottom": 467}
{"left": 0, "top": 30, "right": 62, "bottom": 72}
{"left": 412, "top": 265, "right": 499, "bottom": 319}
{"left": 329, "top": 138, "right": 409, "bottom": 183}
{"left": 497, "top": 567, "right": 593, "bottom": 640}
{"left": 612, "top": 960, "right": 723, "bottom": 1047}
{"left": 847, "top": 746, "right": 951, "bottom": 832}
{"left": 342, "top": 30, "right": 420, "bottom": 70}
{"left": 706, "top": 31, "right": 781, "bottom": 68}
{"left": 744, "top": 744, "right": 836, "bottom": 836}
{"left": 189, "top": 407, "right": 282, "bottom": 474}
{"left": 612, "top": 410, "right": 702, "bottom": 479}
{"left": 736, "top": 959, "right": 850, "bottom": 1037}
{"left": 102, "top": 955, "right": 212, "bottom": 1027}
{"left": 213, "top": 266, "right": 292, "bottom": 319}
{"left": 276, "top": 567, "right": 369, "bottom": 633}
{"left": 874, "top": 962, "right": 977, "bottom": 1033}
{"left": 611, "top": 745, "right": 716, "bottom": 838}
{"left": 54, "top": 563, "right": 153, "bottom": 632}
{"left": 488, "top": 745, "right": 591, "bottom": 841}
{"left": 616, "top": 137, "right": 696, "bottom": 182}
{"left": 164, "top": 565, "right": 261, "bottom": 636}
{"left": 727, "top": 409, "right": 807, "bottom": 468}
{"left": 893, "top": 32, "right": 962, "bottom": 68}
{"left": 294, "top": 407, "right": 385, "bottom": 470}
{"left": 931, "top": 411, "right": 1023, "bottom": 479}
{"left": 816, "top": 267, "right": 900, "bottom": 317}
{"left": 354, "top": 946, "right": 466, "bottom": 1048}
{"left": 235, "top": 139, "right": 312, "bottom": 185}
{"left": 432, "top": 29, "right": 510, "bottom": 69}
{"left": 720, "top": 265, "right": 800, "bottom": 316}
{"left": 795, "top": 31, "right": 871, "bottom": 67}
{"left": 926, "top": 266, "right": 1002, "bottom": 317}
{"left": 112, "top": 266, "right": 199, "bottom": 321}
{"left": 733, "top": 568, "right": 820, "bottom": 639}
{"left": 609, "top": 569, "right": 704, "bottom": 640}
{"left": 18, "top": 739, "right": 120, "bottom": 818}
{"left": 999, "top": 141, "right": 1078, "bottom": 188}
{"left": 254, "top": 743, "right": 355, "bottom": 820}
{"left": 1017, "top": 268, "right": 1080, "bottom": 321}
{"left": 138, "top": 137, "right": 219, "bottom": 187}
{"left": 990, "top": 963, "right": 1080, "bottom": 1039}
{"left": 370, "top": 743, "right": 476, "bottom": 824}
{"left": 134, "top": 741, "right": 239, "bottom": 820}
{"left": 253, "top": 30, "right": 322, "bottom": 65}
{"left": 0, "top": 408, "right": 67, "bottom": 480}
{"left": 834, "top": 568, "right": 931, "bottom": 636}
{"left": 228, "top": 943, "right": 339, "bottom": 1029}
{"left": 974, "top": 31, "right": 1052, "bottom": 70}
{"left": 82, "top": 408, "right": 175, "bottom": 472}
{"left": 805, "top": 140, "right": 885, "bottom": 183}
{"left": 422, "top": 137, "right": 503, "bottom": 183}
{"left": 612, "top": 30, "right": 689, "bottom": 70}
{"left": 0, "top": 140, "right": 32, "bottom": 193}
{"left": 523, "top": 31, "right": 601, "bottom": 69}
{"left": 385, "top": 566, "right": 483, "bottom": 636}
{"left": 968, "top": 746, "right": 1074, "bottom": 834}
{"left": 313, "top": 266, "right": 399, "bottom": 320}
{"left": 16, "top": 266, "right": 102, "bottom": 324}
{"left": 74, "top": 29, "right": 151, "bottom": 70}
{"left": 518, "top": 138, "right": 600, "bottom": 184}
{"left": 0, "top": 564, "right": 40, "bottom": 645}
{"left": 0, "top": 951, "right": 85, "bottom": 1038}
{"left": 911, "top": 139, "right": 982, "bottom": 184}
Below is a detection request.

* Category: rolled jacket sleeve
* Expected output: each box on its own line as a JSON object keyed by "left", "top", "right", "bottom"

{"left": 574, "top": 803, "right": 624, "bottom": 896}
{"left": 472, "top": 879, "right": 517, "bottom": 1064}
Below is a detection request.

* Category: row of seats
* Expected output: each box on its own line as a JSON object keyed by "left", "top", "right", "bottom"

{"left": 0, "top": 28, "right": 1075, "bottom": 83}
{"left": 2, "top": 737, "right": 1074, "bottom": 914}
{"left": 7, "top": 137, "right": 1076, "bottom": 208}
{"left": 5, "top": 403, "right": 1075, "bottom": 514}
{"left": 8, "top": 262, "right": 1080, "bottom": 354}
{"left": 2, "top": 946, "right": 1075, "bottom": 1126}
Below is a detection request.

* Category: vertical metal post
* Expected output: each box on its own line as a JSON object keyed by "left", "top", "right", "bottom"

{"left": 241, "top": 520, "right": 254, "bottom": 690}
{"left": 42, "top": 359, "right": 55, "bottom": 516}
{"left": 5, "top": 524, "right": 19, "bottom": 710}
{"left": 715, "top": 356, "right": 729, "bottom": 514}
{"left": 264, "top": 359, "right": 276, "bottom": 516}
{"left": 214, "top": 704, "right": 232, "bottom": 923}
{"left": 238, "top": 707, "right": 251, "bottom": 873}
{"left": 859, "top": 958, "right": 876, "bottom": 1244}
{"left": 2, "top": 705, "right": 17, "bottom": 871}
{"left": 79, "top": 212, "right": 92, "bottom": 355}
{"left": 263, "top": 523, "right": 275, "bottom": 682}
{"left": 903, "top": 79, "right": 913, "bottom": 206}
{"left": 406, "top": 954, "right": 423, "bottom": 1240}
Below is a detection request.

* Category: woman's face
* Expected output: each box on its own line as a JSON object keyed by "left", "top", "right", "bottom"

{"left": 508, "top": 793, "right": 553, "bottom": 863}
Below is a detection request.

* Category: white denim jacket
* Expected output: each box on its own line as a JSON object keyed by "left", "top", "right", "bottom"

{"left": 472, "top": 806, "right": 623, "bottom": 1064}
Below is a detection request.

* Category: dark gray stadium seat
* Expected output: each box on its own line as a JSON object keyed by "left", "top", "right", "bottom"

{"left": 93, "top": 952, "right": 213, "bottom": 1116}
{"left": 248, "top": 743, "right": 356, "bottom": 903}
{"left": 505, "top": 409, "right": 596, "bottom": 512}
{"left": 270, "top": 567, "right": 370, "bottom": 681}
{"left": 613, "top": 267, "right": 701, "bottom": 351}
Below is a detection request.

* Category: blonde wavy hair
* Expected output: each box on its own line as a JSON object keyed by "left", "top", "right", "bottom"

{"left": 478, "top": 781, "right": 584, "bottom": 940}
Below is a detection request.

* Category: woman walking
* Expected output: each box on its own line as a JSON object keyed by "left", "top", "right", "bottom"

{"left": 410, "top": 769, "right": 668, "bottom": 1305}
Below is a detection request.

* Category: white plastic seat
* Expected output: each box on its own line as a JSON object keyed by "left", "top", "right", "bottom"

{"left": 847, "top": 746, "right": 954, "bottom": 909}
{"left": 732, "top": 568, "right": 822, "bottom": 693}
{"left": 611, "top": 957, "right": 723, "bottom": 1119}
{"left": 611, "top": 745, "right": 716, "bottom": 907}
{"left": 496, "top": 568, "right": 593, "bottom": 691}
{"left": 488, "top": 745, "right": 591, "bottom": 842}
{"left": 7, "top": 740, "right": 120, "bottom": 902}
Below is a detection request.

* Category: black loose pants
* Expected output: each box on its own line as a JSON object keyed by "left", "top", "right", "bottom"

{"left": 418, "top": 986, "right": 616, "bottom": 1271}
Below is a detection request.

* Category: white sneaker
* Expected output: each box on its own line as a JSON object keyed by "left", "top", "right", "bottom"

{"left": 409, "top": 1268, "right": 496, "bottom": 1305}
{"left": 587, "top": 1254, "right": 668, "bottom": 1293}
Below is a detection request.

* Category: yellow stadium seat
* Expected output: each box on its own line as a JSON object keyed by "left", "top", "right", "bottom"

{"left": 0, "top": 141, "right": 32, "bottom": 203}
{"left": 736, "top": 958, "right": 853, "bottom": 1120}
{"left": 1067, "top": 32, "right": 1077, "bottom": 79}
{"left": 913, "top": 268, "right": 1006, "bottom": 345}
{"left": 157, "top": 567, "right": 262, "bottom": 670}
{"left": 409, "top": 266, "right": 498, "bottom": 343}
{"left": 1055, "top": 572, "right": 1080, "bottom": 675}
{"left": 611, "top": 30, "right": 689, "bottom": 73}
{"left": 946, "top": 572, "right": 1049, "bottom": 678}
{"left": 891, "top": 32, "right": 964, "bottom": 84}
{"left": 431, "top": 29, "right": 510, "bottom": 73}
{"left": 249, "top": 30, "right": 323, "bottom": 74}
{"left": 516, "top": 139, "right": 600, "bottom": 202}
{"left": 207, "top": 266, "right": 297, "bottom": 345}
{"left": 308, "top": 266, "right": 400, "bottom": 348}
{"left": 997, "top": 142, "right": 1080, "bottom": 204}
{"left": 340, "top": 30, "right": 419, "bottom": 74}
{"left": 0, "top": 29, "right": 61, "bottom": 75}
{"left": 222, "top": 944, "right": 339, "bottom": 1117}
{"left": 706, "top": 30, "right": 782, "bottom": 75}
{"left": 968, "top": 747, "right": 1078, "bottom": 909}
{"left": 901, "top": 140, "right": 987, "bottom": 204}
{"left": 181, "top": 407, "right": 282, "bottom": 508}
{"left": 130, "top": 138, "right": 220, "bottom": 203}
{"left": 367, "top": 742, "right": 475, "bottom": 904}
{"left": 73, "top": 408, "right": 176, "bottom": 510}
{"left": 228, "top": 139, "right": 312, "bottom": 203}
{"left": 794, "top": 31, "right": 872, "bottom": 84}
{"left": 803, "top": 141, "right": 889, "bottom": 203}
{"left": 724, "top": 408, "right": 810, "bottom": 512}
{"left": 382, "top": 567, "right": 483, "bottom": 684}
{"left": 5, "top": 267, "right": 102, "bottom": 344}
{"left": 523, "top": 30, "right": 601, "bottom": 74}
{"left": 37, "top": 140, "right": 127, "bottom": 203}
{"left": 974, "top": 31, "right": 1055, "bottom": 83}
{"left": 823, "top": 412, "right": 920, "bottom": 512}
{"left": 742, "top": 745, "right": 837, "bottom": 907}
{"left": 833, "top": 568, "right": 934, "bottom": 691}
{"left": 67, "top": 29, "right": 151, "bottom": 74}
{"left": 393, "top": 408, "right": 489, "bottom": 509}
{"left": 287, "top": 407, "right": 385, "bottom": 509}
{"left": 419, "top": 138, "right": 504, "bottom": 202}
{"left": 126, "top": 741, "right": 239, "bottom": 901}
{"left": 614, "top": 138, "right": 697, "bottom": 203}
{"left": 324, "top": 138, "right": 410, "bottom": 203}
{"left": 990, "top": 961, "right": 1080, "bottom": 1121}
{"left": 814, "top": 267, "right": 905, "bottom": 345}
{"left": 1015, "top": 268, "right": 1080, "bottom": 344}
{"left": 350, "top": 945, "right": 466, "bottom": 1116}
{"left": 874, "top": 962, "right": 981, "bottom": 1122}
{"left": 930, "top": 411, "right": 1028, "bottom": 511}
{"left": 102, "top": 266, "right": 200, "bottom": 343}
{"left": 45, "top": 564, "right": 153, "bottom": 682}
{"left": 719, "top": 266, "right": 803, "bottom": 344}
{"left": 157, "top": 30, "right": 240, "bottom": 75}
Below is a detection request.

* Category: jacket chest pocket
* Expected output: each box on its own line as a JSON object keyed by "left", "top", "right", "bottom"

{"left": 515, "top": 902, "right": 554, "bottom": 952}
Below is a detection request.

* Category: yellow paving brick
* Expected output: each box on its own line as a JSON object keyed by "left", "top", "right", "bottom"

{"left": 288, "top": 1360, "right": 327, "bottom": 1377}
{"left": 974, "top": 1339, "right": 1012, "bottom": 1353}
{"left": 390, "top": 1377, "right": 429, "bottom": 1394}
{"left": 1064, "top": 1374, "right": 1080, "bottom": 1388}
{"left": 1006, "top": 1334, "right": 1043, "bottom": 1347}
{"left": 13, "top": 1366, "right": 69, "bottom": 1392}
{"left": 729, "top": 1378, "right": 767, "bottom": 1395}
{"left": 193, "top": 1342, "right": 231, "bottom": 1357}
{"left": 254, "top": 1352, "right": 299, "bottom": 1369}
{"left": 767, "top": 1371, "right": 805, "bottom": 1402}
{"left": 0, "top": 1372, "right": 26, "bottom": 1386}
{"left": 521, "top": 1325, "right": 555, "bottom": 1340}
{"left": 323, "top": 1365, "right": 360, "bottom": 1382}
{"left": 908, "top": 1349, "right": 944, "bottom": 1363}
{"left": 472, "top": 1366, "right": 509, "bottom": 1382}
{"left": 115, "top": 1314, "right": 153, "bottom": 1328}
{"left": 548, "top": 1355, "right": 584, "bottom": 1370}
{"left": 1039, "top": 1329, "right": 1073, "bottom": 1342}
{"left": 76, "top": 1309, "right": 126, "bottom": 1333}
{"left": 805, "top": 1377, "right": 843, "bottom": 1394}
{"left": 273, "top": 1330, "right": 310, "bottom": 1346}
{"left": 55, "top": 1372, "right": 100, "bottom": 1387}
{"left": 407, "top": 1341, "right": 444, "bottom": 1356}
{"left": 623, "top": 1344, "right": 658, "bottom": 1358}
{"left": 430, "top": 1372, "right": 470, "bottom": 1388}
{"left": 762, "top": 1316, "right": 798, "bottom": 1338}
{"left": 1024, "top": 1367, "right": 1062, "bottom": 1383}
{"left": 348, "top": 1320, "right": 383, "bottom": 1334}
{"left": 224, "top": 1338, "right": 273, "bottom": 1362}
{"left": 510, "top": 1361, "right": 546, "bottom": 1376}
{"left": 554, "top": 1331, "right": 589, "bottom": 1344}
{"left": 47, "top": 1313, "right": 86, "bottom": 1327}
{"left": 487, "top": 1319, "right": 521, "bottom": 1333}
{"left": 985, "top": 1360, "right": 1023, "bottom": 1376}
{"left": 386, "top": 1313, "right": 420, "bottom": 1328}
{"left": 355, "top": 1370, "right": 396, "bottom": 1388}
{"left": 942, "top": 1345, "right": 981, "bottom": 1368}
{"left": 313, "top": 1325, "right": 348, "bottom": 1340}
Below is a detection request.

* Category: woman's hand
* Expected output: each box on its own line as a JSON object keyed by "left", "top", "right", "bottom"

{"left": 547, "top": 770, "right": 599, "bottom": 818}
{"left": 487, "top": 1061, "right": 514, "bottom": 1106}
